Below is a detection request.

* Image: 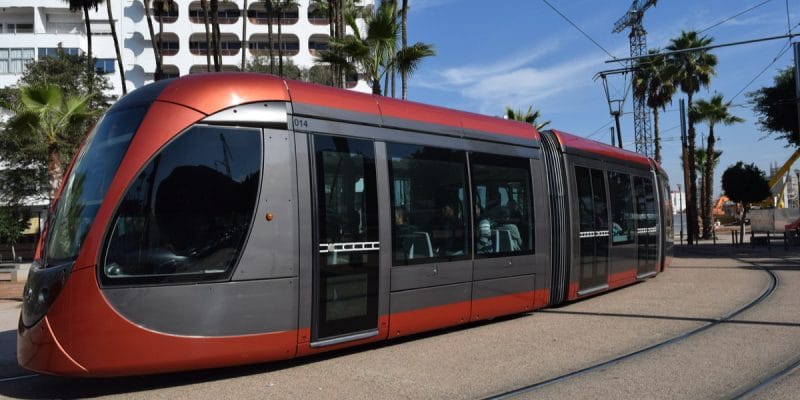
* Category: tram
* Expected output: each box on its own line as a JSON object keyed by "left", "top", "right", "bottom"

{"left": 18, "top": 73, "right": 673, "bottom": 376}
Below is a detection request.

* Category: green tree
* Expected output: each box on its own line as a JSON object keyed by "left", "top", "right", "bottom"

{"left": 748, "top": 66, "right": 799, "bottom": 147}
{"left": 4, "top": 85, "right": 94, "bottom": 199}
{"left": 504, "top": 106, "right": 550, "bottom": 130}
{"left": 634, "top": 49, "right": 676, "bottom": 164}
{"left": 722, "top": 162, "right": 771, "bottom": 244}
{"left": 666, "top": 30, "right": 717, "bottom": 244}
{"left": 247, "top": 55, "right": 303, "bottom": 80}
{"left": 1, "top": 52, "right": 109, "bottom": 211}
{"left": 692, "top": 94, "right": 743, "bottom": 238}
{"left": 0, "top": 206, "right": 31, "bottom": 262}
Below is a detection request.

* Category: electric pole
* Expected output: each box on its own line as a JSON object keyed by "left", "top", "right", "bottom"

{"left": 613, "top": 0, "right": 657, "bottom": 157}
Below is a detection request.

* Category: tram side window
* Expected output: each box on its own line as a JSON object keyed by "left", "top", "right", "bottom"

{"left": 471, "top": 153, "right": 534, "bottom": 257}
{"left": 608, "top": 171, "right": 635, "bottom": 245}
{"left": 102, "top": 125, "right": 261, "bottom": 285}
{"left": 387, "top": 143, "right": 469, "bottom": 265}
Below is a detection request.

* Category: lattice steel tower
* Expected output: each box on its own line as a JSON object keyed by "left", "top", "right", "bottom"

{"left": 613, "top": 0, "right": 657, "bottom": 157}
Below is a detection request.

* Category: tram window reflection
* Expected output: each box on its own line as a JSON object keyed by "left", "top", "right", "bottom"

{"left": 470, "top": 153, "right": 534, "bottom": 257}
{"left": 387, "top": 143, "right": 469, "bottom": 265}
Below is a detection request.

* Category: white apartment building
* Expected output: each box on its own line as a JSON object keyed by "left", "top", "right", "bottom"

{"left": 0, "top": 0, "right": 372, "bottom": 97}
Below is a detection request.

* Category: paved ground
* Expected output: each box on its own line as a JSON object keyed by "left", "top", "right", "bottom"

{"left": 0, "top": 242, "right": 796, "bottom": 399}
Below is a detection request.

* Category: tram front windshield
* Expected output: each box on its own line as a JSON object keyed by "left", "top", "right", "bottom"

{"left": 44, "top": 106, "right": 147, "bottom": 267}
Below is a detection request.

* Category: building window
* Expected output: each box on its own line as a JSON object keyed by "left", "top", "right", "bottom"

{"left": 471, "top": 153, "right": 534, "bottom": 256}
{"left": 247, "top": 3, "right": 298, "bottom": 25}
{"left": 6, "top": 23, "right": 33, "bottom": 33}
{"left": 188, "top": 3, "right": 240, "bottom": 24}
{"left": 247, "top": 34, "right": 299, "bottom": 56}
{"left": 388, "top": 143, "right": 469, "bottom": 265}
{"left": 308, "top": 5, "right": 329, "bottom": 25}
{"left": 0, "top": 48, "right": 35, "bottom": 74}
{"left": 162, "top": 64, "right": 179, "bottom": 79}
{"left": 95, "top": 58, "right": 115, "bottom": 74}
{"left": 309, "top": 34, "right": 329, "bottom": 56}
{"left": 102, "top": 125, "right": 262, "bottom": 286}
{"left": 153, "top": 2, "right": 179, "bottom": 23}
{"left": 38, "top": 47, "right": 81, "bottom": 59}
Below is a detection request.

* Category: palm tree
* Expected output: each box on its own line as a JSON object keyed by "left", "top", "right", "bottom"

{"left": 318, "top": 1, "right": 433, "bottom": 95}
{"left": 105, "top": 0, "right": 126, "bottom": 94}
{"left": 65, "top": 0, "right": 101, "bottom": 79}
{"left": 274, "top": 0, "right": 300, "bottom": 77}
{"left": 666, "top": 30, "right": 717, "bottom": 244}
{"left": 201, "top": 0, "right": 212, "bottom": 71}
{"left": 401, "top": 0, "right": 409, "bottom": 99}
{"left": 263, "top": 0, "right": 276, "bottom": 74}
{"left": 210, "top": 0, "right": 222, "bottom": 71}
{"left": 693, "top": 147, "right": 721, "bottom": 236}
{"left": 504, "top": 106, "right": 550, "bottom": 130}
{"left": 634, "top": 49, "right": 676, "bottom": 164}
{"left": 692, "top": 94, "right": 743, "bottom": 238}
{"left": 7, "top": 85, "right": 92, "bottom": 199}
{"left": 143, "top": 0, "right": 162, "bottom": 79}
{"left": 152, "top": 0, "right": 174, "bottom": 80}
{"left": 241, "top": 0, "right": 248, "bottom": 70}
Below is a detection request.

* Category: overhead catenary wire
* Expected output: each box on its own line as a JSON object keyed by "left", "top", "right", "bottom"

{"left": 541, "top": 0, "right": 625, "bottom": 66}
{"left": 698, "top": 0, "right": 774, "bottom": 34}
{"left": 729, "top": 39, "right": 793, "bottom": 103}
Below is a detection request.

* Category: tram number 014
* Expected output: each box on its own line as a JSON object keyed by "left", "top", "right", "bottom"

{"left": 292, "top": 118, "right": 309, "bottom": 129}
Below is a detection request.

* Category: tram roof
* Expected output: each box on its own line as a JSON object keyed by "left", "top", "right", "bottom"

{"left": 550, "top": 129, "right": 652, "bottom": 168}
{"left": 154, "top": 72, "right": 540, "bottom": 144}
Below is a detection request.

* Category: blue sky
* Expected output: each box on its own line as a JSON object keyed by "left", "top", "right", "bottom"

{"left": 402, "top": 0, "right": 798, "bottom": 195}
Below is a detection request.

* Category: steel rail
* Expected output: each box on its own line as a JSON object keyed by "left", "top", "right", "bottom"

{"left": 484, "top": 264, "right": 779, "bottom": 400}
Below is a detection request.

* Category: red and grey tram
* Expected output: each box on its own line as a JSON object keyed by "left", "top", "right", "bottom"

{"left": 18, "top": 73, "right": 673, "bottom": 376}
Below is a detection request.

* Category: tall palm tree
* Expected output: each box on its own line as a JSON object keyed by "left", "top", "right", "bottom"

{"left": 693, "top": 147, "right": 722, "bottom": 238}
{"left": 201, "top": 0, "right": 212, "bottom": 71}
{"left": 65, "top": 0, "right": 101, "bottom": 79}
{"left": 7, "top": 85, "right": 92, "bottom": 199}
{"left": 666, "top": 30, "right": 716, "bottom": 244}
{"left": 153, "top": 0, "right": 173, "bottom": 80}
{"left": 142, "top": 0, "right": 162, "bottom": 79}
{"left": 241, "top": 0, "right": 248, "bottom": 70}
{"left": 401, "top": 0, "right": 409, "bottom": 99}
{"left": 505, "top": 106, "right": 551, "bottom": 130}
{"left": 263, "top": 0, "right": 276, "bottom": 74}
{"left": 318, "top": 1, "right": 433, "bottom": 95}
{"left": 105, "top": 0, "right": 126, "bottom": 94}
{"left": 634, "top": 49, "right": 676, "bottom": 164}
{"left": 692, "top": 94, "right": 743, "bottom": 238}
{"left": 274, "top": 0, "right": 300, "bottom": 77}
{"left": 210, "top": 0, "right": 222, "bottom": 71}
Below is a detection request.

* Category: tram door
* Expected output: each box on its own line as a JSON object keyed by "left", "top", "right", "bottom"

{"left": 575, "top": 166, "right": 610, "bottom": 291}
{"left": 312, "top": 135, "right": 380, "bottom": 341}
{"left": 634, "top": 176, "right": 658, "bottom": 276}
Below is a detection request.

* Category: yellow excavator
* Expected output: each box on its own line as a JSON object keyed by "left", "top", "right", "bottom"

{"left": 769, "top": 148, "right": 800, "bottom": 208}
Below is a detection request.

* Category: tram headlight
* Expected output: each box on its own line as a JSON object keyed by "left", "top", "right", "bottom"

{"left": 20, "top": 261, "right": 72, "bottom": 328}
